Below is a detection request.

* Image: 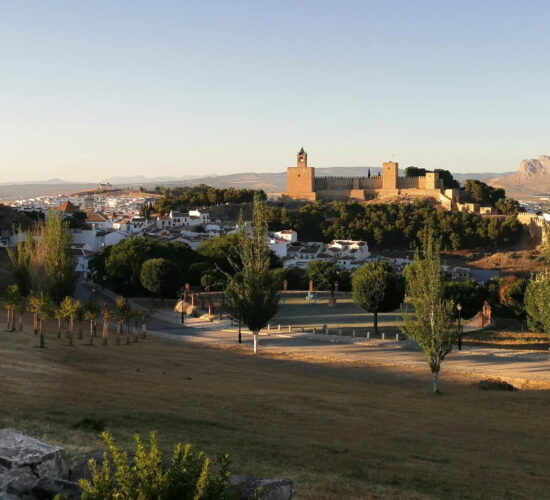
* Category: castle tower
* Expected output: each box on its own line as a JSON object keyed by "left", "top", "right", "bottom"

{"left": 382, "top": 161, "right": 398, "bottom": 190}
{"left": 283, "top": 147, "right": 317, "bottom": 201}
{"left": 297, "top": 147, "right": 308, "bottom": 167}
{"left": 425, "top": 171, "right": 440, "bottom": 190}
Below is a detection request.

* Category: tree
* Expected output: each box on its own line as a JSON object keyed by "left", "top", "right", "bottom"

{"left": 140, "top": 258, "right": 179, "bottom": 303}
{"left": 524, "top": 271, "right": 550, "bottom": 344}
{"left": 401, "top": 234, "right": 458, "bottom": 393}
{"left": 434, "top": 169, "right": 460, "bottom": 189}
{"left": 54, "top": 305, "right": 65, "bottom": 338}
{"left": 443, "top": 280, "right": 487, "bottom": 320}
{"left": 95, "top": 236, "right": 195, "bottom": 296}
{"left": 2, "top": 284, "right": 24, "bottom": 332}
{"left": 225, "top": 195, "right": 280, "bottom": 353}
{"left": 114, "top": 296, "right": 130, "bottom": 345}
{"left": 101, "top": 304, "right": 113, "bottom": 345}
{"left": 136, "top": 309, "right": 154, "bottom": 339}
{"left": 29, "top": 292, "right": 54, "bottom": 348}
{"left": 7, "top": 232, "right": 34, "bottom": 296}
{"left": 306, "top": 260, "right": 341, "bottom": 292}
{"left": 83, "top": 300, "right": 101, "bottom": 345}
{"left": 405, "top": 166, "right": 427, "bottom": 177}
{"left": 59, "top": 296, "right": 81, "bottom": 346}
{"left": 352, "top": 262, "right": 404, "bottom": 336}
{"left": 198, "top": 233, "right": 281, "bottom": 276}
{"left": 463, "top": 179, "right": 506, "bottom": 206}
{"left": 8, "top": 214, "right": 76, "bottom": 301}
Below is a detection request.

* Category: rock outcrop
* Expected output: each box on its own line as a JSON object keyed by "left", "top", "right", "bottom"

{"left": 0, "top": 428, "right": 79, "bottom": 499}
{"left": 231, "top": 475, "right": 294, "bottom": 500}
{"left": 487, "top": 155, "right": 550, "bottom": 196}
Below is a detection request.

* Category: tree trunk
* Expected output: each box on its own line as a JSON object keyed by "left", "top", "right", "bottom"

{"left": 432, "top": 371, "right": 439, "bottom": 393}
{"left": 89, "top": 320, "right": 94, "bottom": 346}
{"left": 142, "top": 323, "right": 146, "bottom": 339}
{"left": 69, "top": 318, "right": 74, "bottom": 346}
{"left": 57, "top": 319, "right": 62, "bottom": 338}
{"left": 6, "top": 309, "right": 10, "bottom": 331}
{"left": 39, "top": 318, "right": 45, "bottom": 348}
{"left": 8, "top": 309, "right": 15, "bottom": 331}
{"left": 103, "top": 322, "right": 108, "bottom": 345}
{"left": 18, "top": 311, "right": 23, "bottom": 331}
{"left": 33, "top": 313, "right": 38, "bottom": 334}
{"left": 373, "top": 312, "right": 378, "bottom": 336}
{"left": 253, "top": 332, "right": 258, "bottom": 354}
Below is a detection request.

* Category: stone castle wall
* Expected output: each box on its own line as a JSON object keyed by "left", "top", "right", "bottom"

{"left": 283, "top": 152, "right": 452, "bottom": 204}
{"left": 314, "top": 176, "right": 382, "bottom": 190}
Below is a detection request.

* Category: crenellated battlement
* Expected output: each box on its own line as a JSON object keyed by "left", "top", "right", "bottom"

{"left": 283, "top": 149, "right": 447, "bottom": 202}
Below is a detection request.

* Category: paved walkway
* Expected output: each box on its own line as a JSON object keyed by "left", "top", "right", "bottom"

{"left": 149, "top": 309, "right": 550, "bottom": 388}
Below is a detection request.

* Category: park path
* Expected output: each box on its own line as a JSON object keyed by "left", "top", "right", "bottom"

{"left": 149, "top": 308, "right": 550, "bottom": 388}
{"left": 75, "top": 281, "right": 550, "bottom": 388}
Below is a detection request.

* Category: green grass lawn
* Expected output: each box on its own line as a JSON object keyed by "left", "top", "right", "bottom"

{"left": 272, "top": 292, "right": 403, "bottom": 336}
{"left": 1, "top": 320, "right": 549, "bottom": 499}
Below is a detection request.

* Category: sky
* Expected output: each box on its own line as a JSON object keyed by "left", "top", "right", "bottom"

{"left": 0, "top": 0, "right": 549, "bottom": 182}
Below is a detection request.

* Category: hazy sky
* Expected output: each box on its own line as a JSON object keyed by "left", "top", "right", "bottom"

{"left": 1, "top": 0, "right": 549, "bottom": 182}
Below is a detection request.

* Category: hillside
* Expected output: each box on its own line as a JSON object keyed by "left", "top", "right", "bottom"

{"left": 0, "top": 167, "right": 506, "bottom": 200}
{"left": 487, "top": 155, "right": 550, "bottom": 196}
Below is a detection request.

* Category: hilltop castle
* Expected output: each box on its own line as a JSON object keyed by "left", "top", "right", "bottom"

{"left": 283, "top": 148, "right": 459, "bottom": 207}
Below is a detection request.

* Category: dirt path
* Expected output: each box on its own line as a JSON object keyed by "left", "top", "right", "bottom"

{"left": 149, "top": 310, "right": 550, "bottom": 389}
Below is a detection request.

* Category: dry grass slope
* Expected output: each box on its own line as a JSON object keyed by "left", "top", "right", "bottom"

{"left": 1, "top": 322, "right": 549, "bottom": 499}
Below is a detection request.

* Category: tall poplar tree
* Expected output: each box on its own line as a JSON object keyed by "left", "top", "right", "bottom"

{"left": 401, "top": 234, "right": 457, "bottom": 393}
{"left": 8, "top": 214, "right": 76, "bottom": 302}
{"left": 225, "top": 195, "right": 279, "bottom": 353}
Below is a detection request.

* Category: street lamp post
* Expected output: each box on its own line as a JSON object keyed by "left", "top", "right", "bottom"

{"left": 457, "top": 303, "right": 463, "bottom": 351}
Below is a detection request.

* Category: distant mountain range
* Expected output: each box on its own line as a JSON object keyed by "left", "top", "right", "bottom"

{"left": 0, "top": 166, "right": 521, "bottom": 201}
{"left": 486, "top": 155, "right": 550, "bottom": 197}
{"left": 0, "top": 178, "right": 87, "bottom": 186}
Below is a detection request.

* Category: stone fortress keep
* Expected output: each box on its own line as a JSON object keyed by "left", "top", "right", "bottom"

{"left": 283, "top": 148, "right": 460, "bottom": 209}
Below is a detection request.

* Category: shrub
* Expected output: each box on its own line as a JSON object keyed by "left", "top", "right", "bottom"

{"left": 79, "top": 431, "right": 244, "bottom": 500}
{"left": 72, "top": 417, "right": 106, "bottom": 433}
{"left": 478, "top": 379, "right": 518, "bottom": 391}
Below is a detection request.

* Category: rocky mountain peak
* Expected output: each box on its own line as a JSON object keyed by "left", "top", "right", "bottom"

{"left": 518, "top": 155, "right": 550, "bottom": 178}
